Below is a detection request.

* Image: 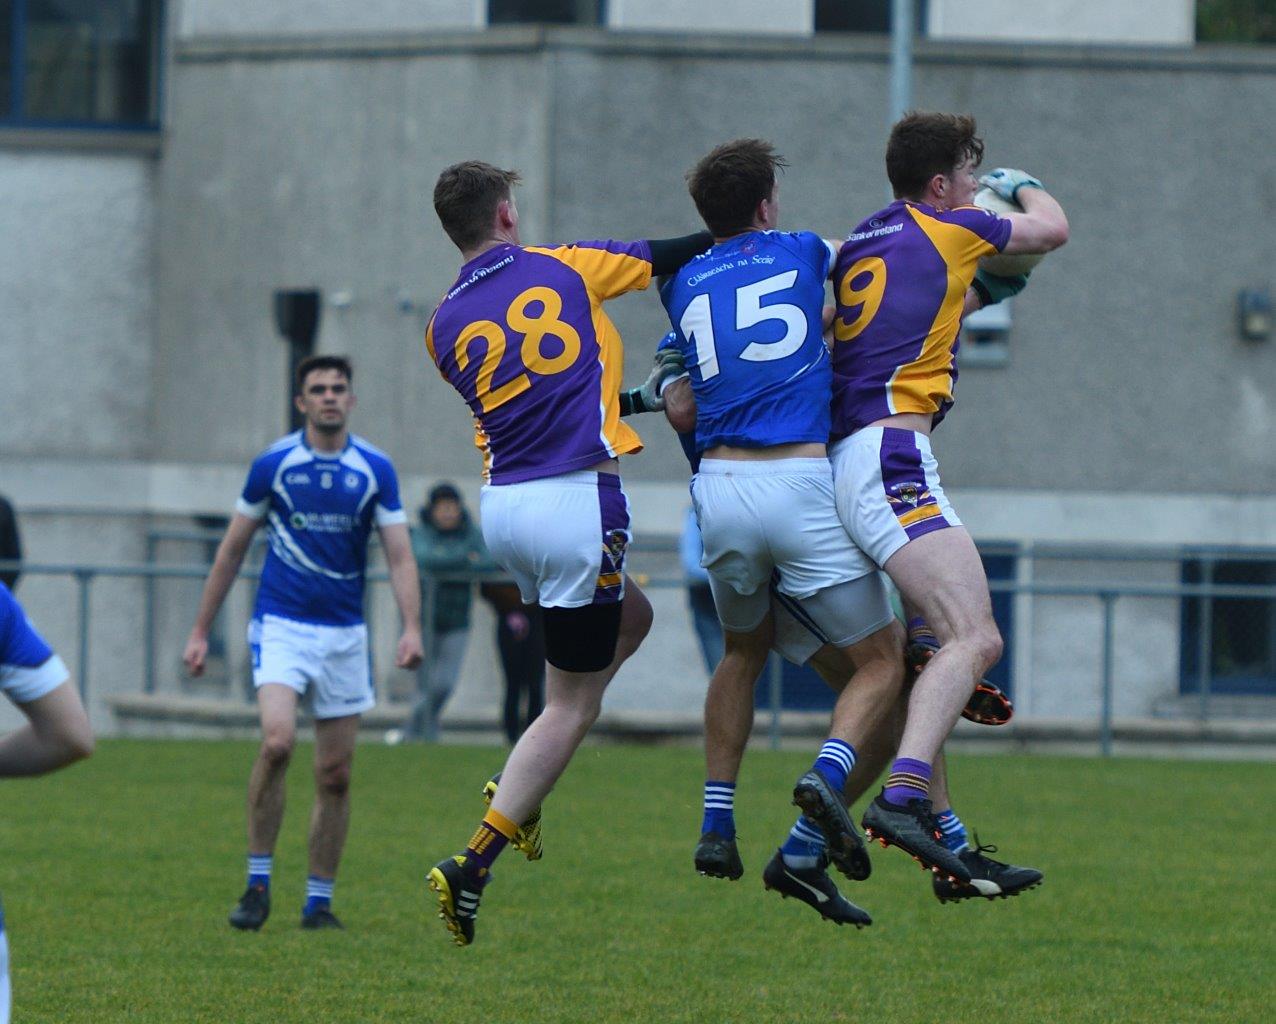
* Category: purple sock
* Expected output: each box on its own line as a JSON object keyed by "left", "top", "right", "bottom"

{"left": 882, "top": 757, "right": 932, "bottom": 806}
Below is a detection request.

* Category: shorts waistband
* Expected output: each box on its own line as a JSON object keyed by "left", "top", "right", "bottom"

{"left": 483, "top": 469, "right": 624, "bottom": 491}
{"left": 697, "top": 457, "right": 832, "bottom": 477}
{"left": 833, "top": 427, "right": 933, "bottom": 455}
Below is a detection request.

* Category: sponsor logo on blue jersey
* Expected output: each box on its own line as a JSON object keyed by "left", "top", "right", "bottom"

{"left": 237, "top": 433, "right": 405, "bottom": 626}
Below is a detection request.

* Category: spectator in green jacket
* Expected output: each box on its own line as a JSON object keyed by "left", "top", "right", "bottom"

{"left": 403, "top": 483, "right": 493, "bottom": 741}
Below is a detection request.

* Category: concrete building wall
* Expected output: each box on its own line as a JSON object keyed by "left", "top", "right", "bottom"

{"left": 9, "top": 25, "right": 1276, "bottom": 733}
{"left": 0, "top": 151, "right": 157, "bottom": 459}
{"left": 152, "top": 36, "right": 554, "bottom": 472}
{"left": 153, "top": 32, "right": 1276, "bottom": 495}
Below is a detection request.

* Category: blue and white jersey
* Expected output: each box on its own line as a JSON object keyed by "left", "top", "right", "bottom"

{"left": 237, "top": 432, "right": 407, "bottom": 627}
{"left": 659, "top": 230, "right": 836, "bottom": 452}
{"left": 0, "top": 583, "right": 54, "bottom": 671}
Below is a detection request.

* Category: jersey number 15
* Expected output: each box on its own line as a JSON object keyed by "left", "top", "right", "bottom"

{"left": 678, "top": 270, "right": 808, "bottom": 381}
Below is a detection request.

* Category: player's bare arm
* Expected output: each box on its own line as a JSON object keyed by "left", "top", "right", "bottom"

{"left": 0, "top": 682, "right": 94, "bottom": 776}
{"left": 986, "top": 171, "right": 1069, "bottom": 255}
{"left": 183, "top": 513, "right": 261, "bottom": 676}
{"left": 378, "top": 520, "right": 424, "bottom": 670}
{"left": 663, "top": 376, "right": 696, "bottom": 434}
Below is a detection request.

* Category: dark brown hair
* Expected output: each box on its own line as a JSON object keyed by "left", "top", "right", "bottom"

{"left": 686, "top": 139, "right": 787, "bottom": 237}
{"left": 433, "top": 161, "right": 523, "bottom": 252}
{"left": 885, "top": 112, "right": 985, "bottom": 200}
{"left": 295, "top": 354, "right": 352, "bottom": 394}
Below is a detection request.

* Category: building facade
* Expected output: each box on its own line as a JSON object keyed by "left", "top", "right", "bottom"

{"left": 2, "top": 1, "right": 1273, "bottom": 733}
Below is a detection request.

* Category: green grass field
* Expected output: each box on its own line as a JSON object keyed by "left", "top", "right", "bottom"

{"left": 4, "top": 740, "right": 1272, "bottom": 1023}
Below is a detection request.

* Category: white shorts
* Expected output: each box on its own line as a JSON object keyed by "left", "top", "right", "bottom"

{"left": 830, "top": 427, "right": 962, "bottom": 569}
{"left": 771, "top": 575, "right": 895, "bottom": 666}
{"left": 480, "top": 470, "right": 630, "bottom": 609}
{"left": 248, "top": 614, "right": 373, "bottom": 719}
{"left": 0, "top": 655, "right": 69, "bottom": 706}
{"left": 691, "top": 458, "right": 877, "bottom": 632}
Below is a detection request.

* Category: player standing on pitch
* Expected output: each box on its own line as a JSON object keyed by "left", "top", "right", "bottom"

{"left": 0, "top": 582, "right": 95, "bottom": 1024}
{"left": 829, "top": 112, "right": 1068, "bottom": 874}
{"left": 658, "top": 139, "right": 904, "bottom": 926}
{"left": 423, "top": 160, "right": 709, "bottom": 946}
{"left": 183, "top": 355, "right": 424, "bottom": 931}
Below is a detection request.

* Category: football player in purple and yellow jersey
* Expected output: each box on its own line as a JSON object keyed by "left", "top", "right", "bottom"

{"left": 828, "top": 112, "right": 1068, "bottom": 877}
{"left": 423, "top": 160, "right": 711, "bottom": 946}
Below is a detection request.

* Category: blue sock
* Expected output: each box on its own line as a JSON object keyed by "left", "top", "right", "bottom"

{"left": 812, "top": 739, "right": 856, "bottom": 793}
{"left": 780, "top": 815, "right": 826, "bottom": 869}
{"left": 247, "top": 853, "right": 272, "bottom": 890}
{"left": 303, "top": 875, "right": 334, "bottom": 916}
{"left": 882, "top": 757, "right": 932, "bottom": 806}
{"left": 935, "top": 808, "right": 970, "bottom": 853}
{"left": 702, "top": 780, "right": 736, "bottom": 839}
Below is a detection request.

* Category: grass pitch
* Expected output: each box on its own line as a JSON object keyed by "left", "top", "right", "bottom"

{"left": 4, "top": 740, "right": 1271, "bottom": 1023}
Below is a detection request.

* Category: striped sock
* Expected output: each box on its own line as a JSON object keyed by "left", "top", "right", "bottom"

{"left": 701, "top": 780, "right": 736, "bottom": 840}
{"left": 812, "top": 739, "right": 856, "bottom": 793}
{"left": 247, "top": 853, "right": 272, "bottom": 890}
{"left": 935, "top": 808, "right": 970, "bottom": 853}
{"left": 465, "top": 808, "right": 517, "bottom": 871}
{"left": 780, "top": 815, "right": 826, "bottom": 870}
{"left": 881, "top": 757, "right": 932, "bottom": 806}
{"left": 303, "top": 875, "right": 334, "bottom": 915}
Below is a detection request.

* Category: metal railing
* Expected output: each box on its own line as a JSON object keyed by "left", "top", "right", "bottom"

{"left": 4, "top": 556, "right": 1276, "bottom": 755}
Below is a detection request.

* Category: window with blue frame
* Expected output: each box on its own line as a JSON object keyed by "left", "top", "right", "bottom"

{"left": 1180, "top": 556, "right": 1276, "bottom": 696}
{"left": 3, "top": 0, "right": 162, "bottom": 130}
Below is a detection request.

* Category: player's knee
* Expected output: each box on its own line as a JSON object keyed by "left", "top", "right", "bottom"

{"left": 316, "top": 759, "right": 352, "bottom": 797}
{"left": 616, "top": 588, "right": 653, "bottom": 659}
{"left": 972, "top": 625, "right": 1004, "bottom": 673}
{"left": 260, "top": 731, "right": 295, "bottom": 768}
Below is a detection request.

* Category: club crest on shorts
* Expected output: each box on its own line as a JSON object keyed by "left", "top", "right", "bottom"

{"left": 890, "top": 482, "right": 923, "bottom": 507}
{"left": 602, "top": 529, "right": 630, "bottom": 565}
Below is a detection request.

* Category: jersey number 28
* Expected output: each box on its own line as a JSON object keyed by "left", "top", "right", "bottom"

{"left": 455, "top": 286, "right": 581, "bottom": 412}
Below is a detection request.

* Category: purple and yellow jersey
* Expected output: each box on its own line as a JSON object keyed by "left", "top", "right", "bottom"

{"left": 426, "top": 240, "right": 654, "bottom": 485}
{"left": 829, "top": 200, "right": 1011, "bottom": 439}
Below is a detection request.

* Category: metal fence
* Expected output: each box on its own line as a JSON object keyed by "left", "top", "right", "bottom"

{"left": 4, "top": 546, "right": 1276, "bottom": 755}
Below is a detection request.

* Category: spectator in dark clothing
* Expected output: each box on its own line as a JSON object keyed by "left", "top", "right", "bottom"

{"left": 480, "top": 582, "right": 545, "bottom": 744}
{"left": 0, "top": 496, "right": 21, "bottom": 591}
{"left": 405, "top": 483, "right": 493, "bottom": 741}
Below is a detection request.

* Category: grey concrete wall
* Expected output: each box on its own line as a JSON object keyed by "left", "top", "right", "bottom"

{"left": 9, "top": 30, "right": 1276, "bottom": 734}
{"left": 153, "top": 39, "right": 554, "bottom": 477}
{"left": 0, "top": 151, "right": 156, "bottom": 459}
{"left": 151, "top": 32, "right": 1276, "bottom": 495}
{"left": 1014, "top": 556, "right": 1182, "bottom": 721}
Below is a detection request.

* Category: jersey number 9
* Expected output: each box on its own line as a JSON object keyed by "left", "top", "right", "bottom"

{"left": 455, "top": 286, "right": 582, "bottom": 412}
{"left": 833, "top": 257, "right": 887, "bottom": 342}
